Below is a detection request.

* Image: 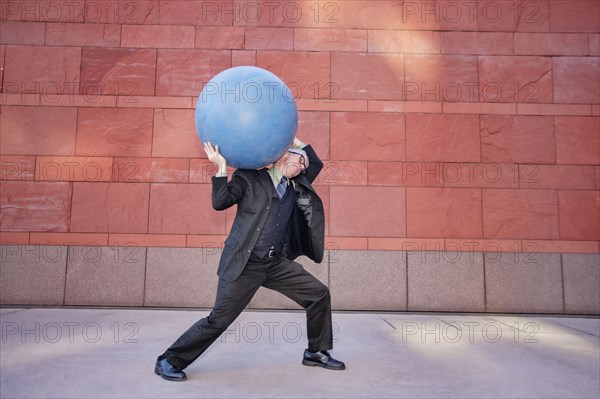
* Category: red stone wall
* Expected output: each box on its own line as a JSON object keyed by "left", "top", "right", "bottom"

{"left": 1, "top": 0, "right": 599, "bottom": 254}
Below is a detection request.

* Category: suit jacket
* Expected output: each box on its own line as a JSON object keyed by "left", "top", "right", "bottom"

{"left": 211, "top": 145, "right": 325, "bottom": 281}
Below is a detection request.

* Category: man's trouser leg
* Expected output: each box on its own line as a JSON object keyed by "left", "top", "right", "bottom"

{"left": 161, "top": 259, "right": 266, "bottom": 369}
{"left": 262, "top": 258, "right": 333, "bottom": 352}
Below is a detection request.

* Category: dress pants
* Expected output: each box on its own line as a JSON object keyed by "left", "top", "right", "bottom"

{"left": 161, "top": 254, "right": 333, "bottom": 370}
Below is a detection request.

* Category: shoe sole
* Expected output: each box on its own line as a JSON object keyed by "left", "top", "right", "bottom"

{"left": 302, "top": 359, "right": 346, "bottom": 370}
{"left": 155, "top": 366, "right": 187, "bottom": 381}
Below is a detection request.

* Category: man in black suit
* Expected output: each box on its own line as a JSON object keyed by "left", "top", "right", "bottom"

{"left": 155, "top": 137, "right": 345, "bottom": 381}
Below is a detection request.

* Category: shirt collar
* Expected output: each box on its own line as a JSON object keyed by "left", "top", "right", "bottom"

{"left": 267, "top": 165, "right": 285, "bottom": 188}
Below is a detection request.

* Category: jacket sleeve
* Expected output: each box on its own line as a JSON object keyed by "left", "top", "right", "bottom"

{"left": 302, "top": 145, "right": 323, "bottom": 184}
{"left": 211, "top": 171, "right": 247, "bottom": 211}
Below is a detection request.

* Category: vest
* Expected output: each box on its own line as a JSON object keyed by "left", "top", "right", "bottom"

{"left": 252, "top": 181, "right": 296, "bottom": 258}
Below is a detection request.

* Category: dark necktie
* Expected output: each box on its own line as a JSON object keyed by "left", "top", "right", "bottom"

{"left": 276, "top": 176, "right": 287, "bottom": 199}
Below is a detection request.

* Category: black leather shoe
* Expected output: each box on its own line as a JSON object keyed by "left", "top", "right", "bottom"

{"left": 155, "top": 358, "right": 187, "bottom": 381}
{"left": 302, "top": 349, "right": 346, "bottom": 370}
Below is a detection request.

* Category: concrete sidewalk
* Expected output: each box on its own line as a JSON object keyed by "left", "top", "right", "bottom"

{"left": 0, "top": 307, "right": 598, "bottom": 399}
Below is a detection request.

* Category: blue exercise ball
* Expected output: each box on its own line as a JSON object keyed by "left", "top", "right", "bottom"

{"left": 195, "top": 66, "right": 298, "bottom": 169}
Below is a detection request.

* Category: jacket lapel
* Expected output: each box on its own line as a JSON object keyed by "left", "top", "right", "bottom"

{"left": 257, "top": 169, "right": 275, "bottom": 198}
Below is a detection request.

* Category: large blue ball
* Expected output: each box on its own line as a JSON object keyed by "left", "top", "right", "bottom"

{"left": 195, "top": 66, "right": 298, "bottom": 169}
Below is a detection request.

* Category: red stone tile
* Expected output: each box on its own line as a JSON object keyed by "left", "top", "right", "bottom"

{"left": 406, "top": 114, "right": 480, "bottom": 162}
{"left": 407, "top": 187, "right": 483, "bottom": 238}
{"left": 121, "top": 25, "right": 195, "bottom": 48}
{"left": 81, "top": 48, "right": 156, "bottom": 97}
{"left": 313, "top": 161, "right": 367, "bottom": 186}
{"left": 590, "top": 34, "right": 600, "bottom": 56}
{"left": 554, "top": 116, "right": 600, "bottom": 165}
{"left": 443, "top": 163, "right": 519, "bottom": 189}
{"left": 186, "top": 234, "right": 227, "bottom": 248}
{"left": 369, "top": 30, "right": 440, "bottom": 54}
{"left": 527, "top": 240, "right": 599, "bottom": 254}
{"left": 196, "top": 26, "right": 245, "bottom": 49}
{"left": 189, "top": 160, "right": 220, "bottom": 184}
{"left": 149, "top": 183, "right": 226, "bottom": 234}
{"left": 331, "top": 112, "right": 405, "bottom": 161}
{"left": 520, "top": 165, "right": 596, "bottom": 190}
{"left": 296, "top": 111, "right": 330, "bottom": 160}
{"left": 257, "top": 51, "right": 330, "bottom": 101}
{"left": 156, "top": 49, "right": 231, "bottom": 96}
{"left": 36, "top": 156, "right": 113, "bottom": 182}
{"left": 76, "top": 108, "right": 153, "bottom": 157}
{"left": 112, "top": 157, "right": 189, "bottom": 183}
{"left": 441, "top": 32, "right": 513, "bottom": 55}
{"left": 109, "top": 233, "right": 186, "bottom": 248}
{"left": 0, "top": 21, "right": 45, "bottom": 45}
{"left": 331, "top": 52, "right": 404, "bottom": 100}
{"left": 445, "top": 239, "right": 522, "bottom": 253}
{"left": 85, "top": 1, "right": 159, "bottom": 24}
{"left": 39, "top": 94, "right": 117, "bottom": 108}
{"left": 0, "top": 181, "right": 71, "bottom": 231}
{"left": 70, "top": 182, "right": 149, "bottom": 233}
{"left": 483, "top": 189, "right": 560, "bottom": 239}
{"left": 329, "top": 186, "right": 406, "bottom": 237}
{"left": 443, "top": 102, "right": 516, "bottom": 115}
{"left": 478, "top": 56, "right": 552, "bottom": 103}
{"left": 596, "top": 166, "right": 600, "bottom": 190}
{"left": 405, "top": 55, "right": 478, "bottom": 102}
{"left": 232, "top": 50, "right": 256, "bottom": 66}
{"left": 46, "top": 23, "right": 121, "bottom": 47}
{"left": 0, "top": 92, "right": 39, "bottom": 106}
{"left": 325, "top": 237, "right": 368, "bottom": 251}
{"left": 480, "top": 115, "right": 555, "bottom": 163}
{"left": 0, "top": 232, "right": 29, "bottom": 244}
{"left": 369, "top": 237, "right": 445, "bottom": 251}
{"left": 553, "top": 57, "right": 600, "bottom": 104}
{"left": 515, "top": 33, "right": 589, "bottom": 56}
{"left": 0, "top": 45, "right": 5, "bottom": 92}
{"left": 295, "top": 28, "right": 367, "bottom": 52}
{"left": 296, "top": 99, "right": 367, "bottom": 112}
{"left": 1, "top": 1, "right": 85, "bottom": 22}
{"left": 476, "top": 0, "right": 550, "bottom": 32}
{"left": 368, "top": 162, "right": 444, "bottom": 187}
{"left": 152, "top": 109, "right": 203, "bottom": 158}
{"left": 30, "top": 232, "right": 108, "bottom": 246}
{"left": 0, "top": 155, "right": 35, "bottom": 180}
{"left": 559, "top": 190, "right": 600, "bottom": 240}
{"left": 517, "top": 103, "right": 592, "bottom": 116}
{"left": 550, "top": 0, "right": 599, "bottom": 32}
{"left": 3, "top": 45, "right": 81, "bottom": 95}
{"left": 158, "top": 0, "right": 233, "bottom": 26}
{"left": 245, "top": 27, "right": 293, "bottom": 50}
{"left": 117, "top": 96, "right": 191, "bottom": 109}
{"left": 368, "top": 101, "right": 442, "bottom": 114}
{"left": 0, "top": 106, "right": 77, "bottom": 155}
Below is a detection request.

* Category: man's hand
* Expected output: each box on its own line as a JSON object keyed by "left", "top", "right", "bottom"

{"left": 203, "top": 142, "right": 227, "bottom": 167}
